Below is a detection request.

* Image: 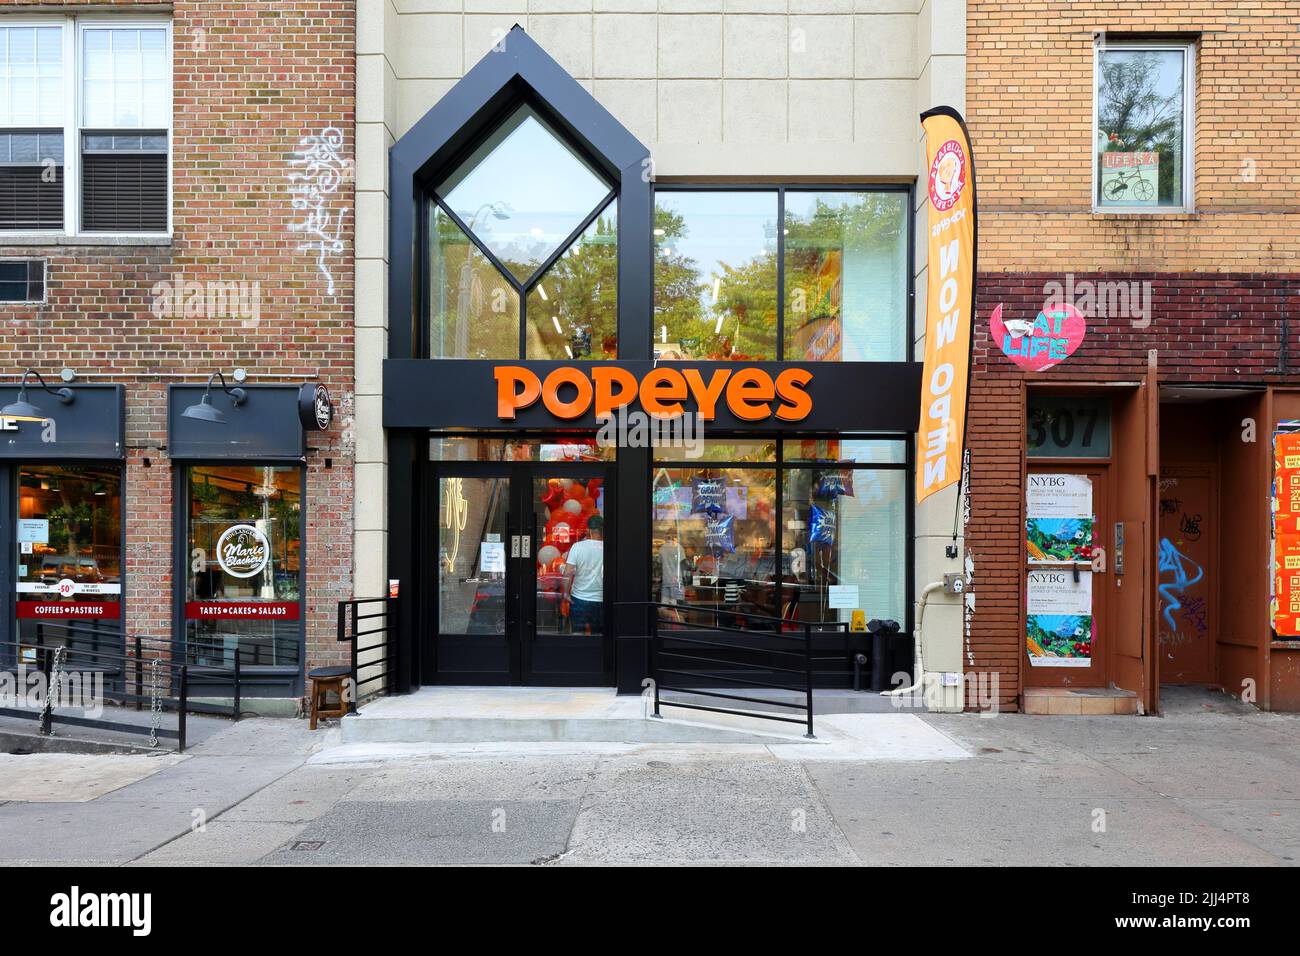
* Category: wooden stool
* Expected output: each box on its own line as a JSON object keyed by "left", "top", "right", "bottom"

{"left": 307, "top": 666, "right": 351, "bottom": 729}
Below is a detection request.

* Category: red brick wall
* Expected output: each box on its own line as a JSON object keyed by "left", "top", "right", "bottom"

{"left": 0, "top": 1, "right": 355, "bottom": 690}
{"left": 967, "top": 272, "right": 1300, "bottom": 710}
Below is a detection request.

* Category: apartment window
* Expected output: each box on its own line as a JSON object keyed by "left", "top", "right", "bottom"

{"left": 653, "top": 188, "right": 910, "bottom": 361}
{"left": 0, "top": 18, "right": 170, "bottom": 235}
{"left": 0, "top": 259, "right": 45, "bottom": 301}
{"left": 0, "top": 26, "right": 64, "bottom": 230}
{"left": 1095, "top": 41, "right": 1194, "bottom": 211}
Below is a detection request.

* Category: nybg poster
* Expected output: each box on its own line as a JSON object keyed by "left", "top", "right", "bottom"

{"left": 1026, "top": 473, "right": 1094, "bottom": 562}
{"left": 1026, "top": 569, "right": 1094, "bottom": 667}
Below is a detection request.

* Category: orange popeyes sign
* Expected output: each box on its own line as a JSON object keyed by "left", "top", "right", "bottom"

{"left": 494, "top": 365, "right": 813, "bottom": 422}
{"left": 916, "top": 106, "right": 978, "bottom": 504}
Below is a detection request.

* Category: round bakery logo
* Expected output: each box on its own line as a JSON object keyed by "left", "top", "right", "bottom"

{"left": 216, "top": 524, "right": 270, "bottom": 579}
{"left": 929, "top": 139, "right": 967, "bottom": 212}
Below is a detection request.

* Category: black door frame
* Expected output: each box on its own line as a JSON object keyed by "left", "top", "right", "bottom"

{"left": 424, "top": 458, "right": 615, "bottom": 686}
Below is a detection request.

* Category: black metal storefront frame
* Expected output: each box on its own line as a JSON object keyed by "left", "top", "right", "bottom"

{"left": 384, "top": 26, "right": 923, "bottom": 694}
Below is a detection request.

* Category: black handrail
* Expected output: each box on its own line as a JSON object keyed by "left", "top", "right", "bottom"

{"left": 337, "top": 596, "right": 399, "bottom": 712}
{"left": 0, "top": 634, "right": 245, "bottom": 752}
{"left": 619, "top": 601, "right": 849, "bottom": 739}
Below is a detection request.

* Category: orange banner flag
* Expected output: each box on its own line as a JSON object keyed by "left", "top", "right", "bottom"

{"left": 916, "top": 106, "right": 977, "bottom": 505}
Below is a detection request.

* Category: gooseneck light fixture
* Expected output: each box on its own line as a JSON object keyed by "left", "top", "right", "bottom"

{"left": 182, "top": 372, "right": 247, "bottom": 425}
{"left": 1, "top": 369, "right": 75, "bottom": 423}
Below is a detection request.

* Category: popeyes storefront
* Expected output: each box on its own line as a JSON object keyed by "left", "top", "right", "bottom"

{"left": 381, "top": 29, "right": 925, "bottom": 693}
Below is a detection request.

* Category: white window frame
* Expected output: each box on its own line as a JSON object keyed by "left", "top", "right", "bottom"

{"left": 1092, "top": 38, "right": 1195, "bottom": 215}
{"left": 0, "top": 13, "right": 172, "bottom": 240}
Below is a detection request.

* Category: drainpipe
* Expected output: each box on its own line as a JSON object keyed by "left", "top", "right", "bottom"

{"left": 881, "top": 581, "right": 945, "bottom": 697}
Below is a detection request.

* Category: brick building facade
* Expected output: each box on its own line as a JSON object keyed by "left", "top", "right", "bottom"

{"left": 965, "top": 0, "right": 1300, "bottom": 712}
{"left": 0, "top": 1, "right": 355, "bottom": 704}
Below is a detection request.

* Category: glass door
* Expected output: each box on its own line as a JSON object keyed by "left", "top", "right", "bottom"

{"left": 523, "top": 469, "right": 610, "bottom": 684}
{"left": 432, "top": 469, "right": 515, "bottom": 682}
{"left": 427, "top": 462, "right": 613, "bottom": 686}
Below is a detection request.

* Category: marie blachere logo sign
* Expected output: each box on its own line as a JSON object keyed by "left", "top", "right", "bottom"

{"left": 216, "top": 524, "right": 271, "bottom": 579}
{"left": 928, "top": 139, "right": 967, "bottom": 212}
{"left": 298, "top": 382, "right": 333, "bottom": 431}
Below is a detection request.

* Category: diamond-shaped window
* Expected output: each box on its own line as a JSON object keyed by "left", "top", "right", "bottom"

{"left": 435, "top": 105, "right": 612, "bottom": 285}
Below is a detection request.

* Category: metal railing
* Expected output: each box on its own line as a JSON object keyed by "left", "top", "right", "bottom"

{"left": 624, "top": 602, "right": 850, "bottom": 739}
{"left": 0, "top": 627, "right": 246, "bottom": 751}
{"left": 337, "top": 596, "right": 399, "bottom": 711}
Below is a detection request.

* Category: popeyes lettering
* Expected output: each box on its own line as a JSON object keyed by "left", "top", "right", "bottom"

{"left": 494, "top": 365, "right": 813, "bottom": 422}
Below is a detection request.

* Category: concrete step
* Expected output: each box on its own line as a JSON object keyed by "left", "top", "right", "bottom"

{"left": 1023, "top": 685, "right": 1138, "bottom": 716}
{"left": 341, "top": 687, "right": 826, "bottom": 745}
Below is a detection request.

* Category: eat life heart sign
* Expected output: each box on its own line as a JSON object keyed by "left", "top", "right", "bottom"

{"left": 989, "top": 302, "right": 1087, "bottom": 372}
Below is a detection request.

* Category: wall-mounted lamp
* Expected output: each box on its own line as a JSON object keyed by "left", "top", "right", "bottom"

{"left": 1, "top": 369, "right": 75, "bottom": 423}
{"left": 182, "top": 372, "right": 247, "bottom": 425}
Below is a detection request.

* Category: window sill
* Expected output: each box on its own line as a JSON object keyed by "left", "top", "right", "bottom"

{"left": 0, "top": 233, "right": 172, "bottom": 247}
{"left": 1089, "top": 208, "right": 1197, "bottom": 220}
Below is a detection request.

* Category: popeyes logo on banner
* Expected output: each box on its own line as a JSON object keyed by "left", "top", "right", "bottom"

{"left": 217, "top": 524, "right": 270, "bottom": 579}
{"left": 928, "top": 139, "right": 967, "bottom": 212}
{"left": 493, "top": 365, "right": 813, "bottom": 422}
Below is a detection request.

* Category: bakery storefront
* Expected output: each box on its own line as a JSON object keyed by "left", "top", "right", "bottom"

{"left": 0, "top": 378, "right": 125, "bottom": 682}
{"left": 384, "top": 29, "right": 923, "bottom": 693}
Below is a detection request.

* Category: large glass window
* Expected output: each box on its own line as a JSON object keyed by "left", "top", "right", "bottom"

{"left": 14, "top": 464, "right": 122, "bottom": 669}
{"left": 184, "top": 465, "right": 302, "bottom": 669}
{"left": 654, "top": 188, "right": 909, "bottom": 361}
{"left": 1095, "top": 43, "right": 1192, "bottom": 210}
{"left": 653, "top": 191, "right": 778, "bottom": 361}
{"left": 783, "top": 192, "right": 908, "bottom": 361}
{"left": 651, "top": 438, "right": 908, "bottom": 631}
{"left": 426, "top": 105, "right": 617, "bottom": 358}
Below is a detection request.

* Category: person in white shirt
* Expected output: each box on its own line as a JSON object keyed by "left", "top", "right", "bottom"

{"left": 562, "top": 515, "right": 604, "bottom": 635}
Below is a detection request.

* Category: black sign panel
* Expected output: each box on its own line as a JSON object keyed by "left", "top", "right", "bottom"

{"left": 168, "top": 384, "right": 305, "bottom": 460}
{"left": 0, "top": 384, "right": 124, "bottom": 459}
{"left": 383, "top": 359, "right": 923, "bottom": 433}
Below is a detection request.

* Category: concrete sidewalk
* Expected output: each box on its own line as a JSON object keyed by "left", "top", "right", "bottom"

{"left": 0, "top": 686, "right": 1295, "bottom": 866}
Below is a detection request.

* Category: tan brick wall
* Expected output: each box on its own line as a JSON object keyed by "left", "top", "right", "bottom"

{"left": 0, "top": 0, "right": 356, "bottom": 689}
{"left": 969, "top": 0, "right": 1300, "bottom": 273}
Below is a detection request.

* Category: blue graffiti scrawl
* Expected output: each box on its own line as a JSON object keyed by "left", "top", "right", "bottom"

{"left": 1157, "top": 537, "right": 1203, "bottom": 630}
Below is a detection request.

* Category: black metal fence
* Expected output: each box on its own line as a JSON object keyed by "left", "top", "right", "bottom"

{"left": 0, "top": 622, "right": 245, "bottom": 752}
{"left": 337, "top": 596, "right": 399, "bottom": 711}
{"left": 625, "top": 602, "right": 851, "bottom": 738}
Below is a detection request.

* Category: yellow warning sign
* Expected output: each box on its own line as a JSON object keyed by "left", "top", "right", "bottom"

{"left": 850, "top": 609, "right": 866, "bottom": 632}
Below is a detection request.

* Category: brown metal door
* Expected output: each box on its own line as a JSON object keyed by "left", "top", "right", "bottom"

{"left": 1157, "top": 466, "right": 1217, "bottom": 684}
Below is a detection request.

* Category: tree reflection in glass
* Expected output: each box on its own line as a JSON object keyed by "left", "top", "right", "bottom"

{"left": 428, "top": 205, "right": 520, "bottom": 359}
{"left": 526, "top": 203, "right": 618, "bottom": 360}
{"left": 653, "top": 192, "right": 778, "bottom": 361}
